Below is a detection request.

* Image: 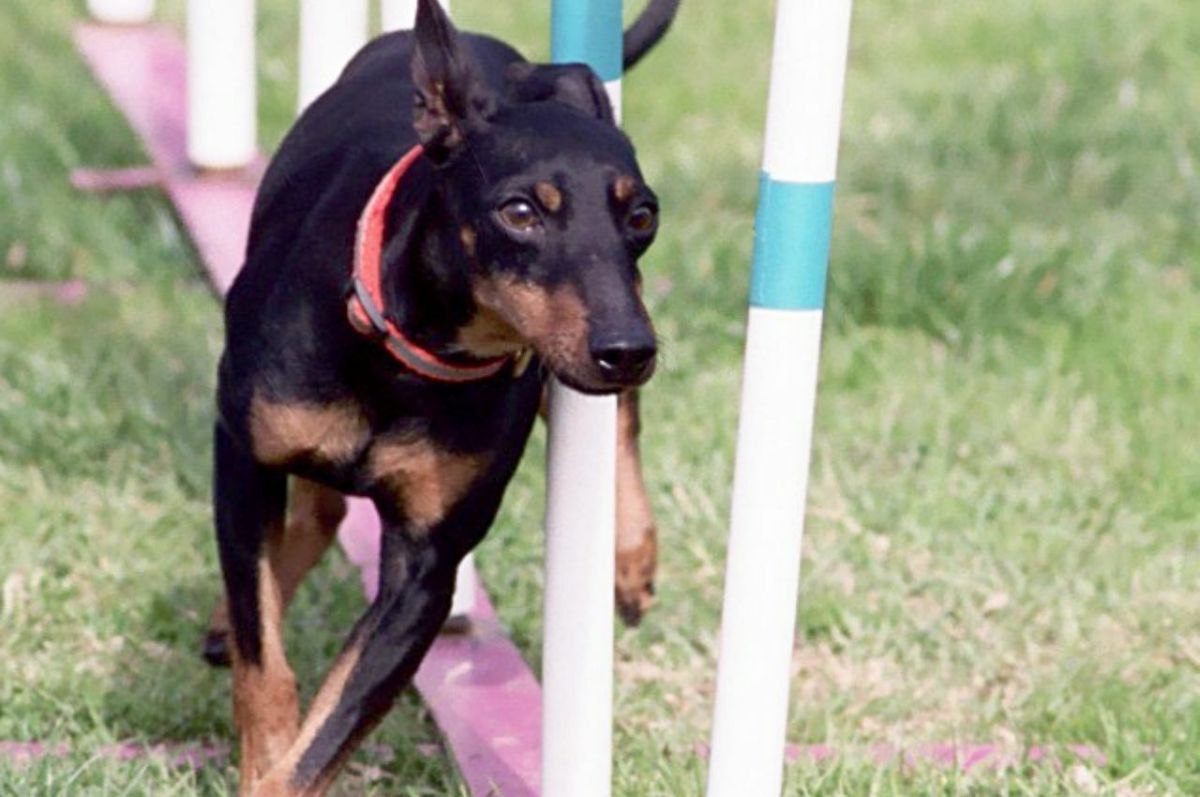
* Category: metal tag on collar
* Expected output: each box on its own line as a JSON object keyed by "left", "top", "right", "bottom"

{"left": 513, "top": 347, "right": 534, "bottom": 378}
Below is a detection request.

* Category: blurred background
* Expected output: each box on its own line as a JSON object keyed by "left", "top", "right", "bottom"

{"left": 1, "top": 0, "right": 1197, "bottom": 794}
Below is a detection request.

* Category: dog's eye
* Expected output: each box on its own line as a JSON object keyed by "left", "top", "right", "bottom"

{"left": 498, "top": 199, "right": 541, "bottom": 232}
{"left": 628, "top": 205, "right": 658, "bottom": 234}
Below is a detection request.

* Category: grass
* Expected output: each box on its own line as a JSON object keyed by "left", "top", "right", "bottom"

{"left": 1, "top": 0, "right": 1198, "bottom": 794}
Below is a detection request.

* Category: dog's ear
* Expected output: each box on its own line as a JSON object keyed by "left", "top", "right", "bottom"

{"left": 411, "top": 0, "right": 495, "bottom": 162}
{"left": 505, "top": 63, "right": 616, "bottom": 125}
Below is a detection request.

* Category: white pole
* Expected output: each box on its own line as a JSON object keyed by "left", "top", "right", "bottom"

{"left": 380, "top": 0, "right": 449, "bottom": 32}
{"left": 298, "top": 0, "right": 369, "bottom": 111}
{"left": 542, "top": 386, "right": 617, "bottom": 797}
{"left": 448, "top": 552, "right": 478, "bottom": 620}
{"left": 542, "top": 3, "right": 623, "bottom": 795}
{"left": 705, "top": 2, "right": 853, "bottom": 797}
{"left": 186, "top": 0, "right": 257, "bottom": 170}
{"left": 86, "top": 0, "right": 155, "bottom": 24}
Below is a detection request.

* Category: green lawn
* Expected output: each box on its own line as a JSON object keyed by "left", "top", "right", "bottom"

{"left": 2, "top": 0, "right": 1198, "bottom": 795}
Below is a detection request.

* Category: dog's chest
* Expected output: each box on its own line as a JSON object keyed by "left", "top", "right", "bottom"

{"left": 246, "top": 374, "right": 541, "bottom": 512}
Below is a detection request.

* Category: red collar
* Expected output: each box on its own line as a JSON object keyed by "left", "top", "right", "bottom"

{"left": 346, "top": 144, "right": 513, "bottom": 383}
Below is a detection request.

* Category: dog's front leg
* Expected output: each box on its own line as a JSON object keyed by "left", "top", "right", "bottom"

{"left": 213, "top": 424, "right": 302, "bottom": 795}
{"left": 251, "top": 525, "right": 459, "bottom": 797}
{"left": 616, "top": 388, "right": 658, "bottom": 625}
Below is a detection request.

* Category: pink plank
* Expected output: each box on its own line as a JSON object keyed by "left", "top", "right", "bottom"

{"left": 339, "top": 499, "right": 543, "bottom": 797}
{"left": 413, "top": 589, "right": 543, "bottom": 797}
{"left": 75, "top": 23, "right": 545, "bottom": 796}
{"left": 71, "top": 166, "right": 161, "bottom": 192}
{"left": 74, "top": 24, "right": 259, "bottom": 292}
{"left": 697, "top": 741, "right": 1106, "bottom": 773}
{"left": 0, "top": 279, "right": 88, "bottom": 306}
{"left": 0, "top": 740, "right": 228, "bottom": 769}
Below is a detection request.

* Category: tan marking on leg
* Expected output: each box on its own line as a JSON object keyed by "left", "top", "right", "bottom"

{"left": 232, "top": 553, "right": 301, "bottom": 795}
{"left": 253, "top": 644, "right": 363, "bottom": 797}
{"left": 615, "top": 389, "right": 657, "bottom": 625}
{"left": 613, "top": 175, "right": 638, "bottom": 203}
{"left": 249, "top": 393, "right": 368, "bottom": 467}
{"left": 272, "top": 479, "right": 346, "bottom": 606}
{"left": 535, "top": 180, "right": 563, "bottom": 214}
{"left": 368, "top": 437, "right": 489, "bottom": 532}
{"left": 206, "top": 480, "right": 344, "bottom": 668}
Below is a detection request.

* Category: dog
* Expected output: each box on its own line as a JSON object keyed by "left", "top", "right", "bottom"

{"left": 202, "top": 0, "right": 679, "bottom": 792}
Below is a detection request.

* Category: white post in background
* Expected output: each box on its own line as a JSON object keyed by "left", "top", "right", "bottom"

{"left": 187, "top": 0, "right": 257, "bottom": 170}
{"left": 705, "top": 2, "right": 854, "bottom": 796}
{"left": 298, "top": 0, "right": 369, "bottom": 111}
{"left": 541, "top": 2, "right": 623, "bottom": 795}
{"left": 380, "top": 0, "right": 449, "bottom": 32}
{"left": 86, "top": 0, "right": 155, "bottom": 24}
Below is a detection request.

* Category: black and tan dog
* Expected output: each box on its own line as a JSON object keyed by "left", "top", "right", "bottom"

{"left": 202, "top": 0, "right": 678, "bottom": 793}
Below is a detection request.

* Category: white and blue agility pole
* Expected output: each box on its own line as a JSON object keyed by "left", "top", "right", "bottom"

{"left": 381, "top": 0, "right": 450, "bottom": 33}
{"left": 298, "top": 0, "right": 368, "bottom": 110}
{"left": 86, "top": 0, "right": 154, "bottom": 24}
{"left": 187, "top": 0, "right": 257, "bottom": 170}
{"left": 542, "top": 2, "right": 623, "bottom": 796}
{"left": 706, "top": 2, "right": 854, "bottom": 796}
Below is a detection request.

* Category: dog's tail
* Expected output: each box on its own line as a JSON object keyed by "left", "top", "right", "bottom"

{"left": 623, "top": 0, "right": 681, "bottom": 70}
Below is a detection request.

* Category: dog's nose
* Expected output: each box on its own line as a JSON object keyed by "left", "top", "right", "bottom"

{"left": 590, "top": 340, "right": 657, "bottom": 384}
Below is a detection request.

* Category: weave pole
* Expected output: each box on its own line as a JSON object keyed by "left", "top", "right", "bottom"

{"left": 298, "top": 0, "right": 368, "bottom": 110}
{"left": 86, "top": 0, "right": 154, "bottom": 24}
{"left": 541, "top": 3, "right": 623, "bottom": 795}
{"left": 705, "top": 2, "right": 853, "bottom": 796}
{"left": 380, "top": 0, "right": 450, "bottom": 32}
{"left": 187, "top": 0, "right": 257, "bottom": 170}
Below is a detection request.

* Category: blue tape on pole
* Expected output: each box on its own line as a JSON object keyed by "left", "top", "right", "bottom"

{"left": 749, "top": 175, "right": 836, "bottom": 310}
{"left": 550, "top": 0, "right": 622, "bottom": 81}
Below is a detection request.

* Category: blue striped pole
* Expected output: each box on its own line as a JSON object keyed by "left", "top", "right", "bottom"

{"left": 706, "top": 2, "right": 853, "bottom": 796}
{"left": 542, "top": 2, "right": 623, "bottom": 796}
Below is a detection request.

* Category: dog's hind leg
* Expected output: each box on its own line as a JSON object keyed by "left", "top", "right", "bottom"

{"left": 616, "top": 388, "right": 658, "bottom": 625}
{"left": 204, "top": 478, "right": 346, "bottom": 666}
{"left": 213, "top": 424, "right": 303, "bottom": 796}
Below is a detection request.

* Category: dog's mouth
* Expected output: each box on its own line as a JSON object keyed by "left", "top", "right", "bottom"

{"left": 469, "top": 276, "right": 656, "bottom": 393}
{"left": 519, "top": 326, "right": 658, "bottom": 394}
{"left": 547, "top": 355, "right": 657, "bottom": 395}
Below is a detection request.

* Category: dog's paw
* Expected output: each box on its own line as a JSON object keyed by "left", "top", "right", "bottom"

{"left": 201, "top": 628, "right": 232, "bottom": 668}
{"left": 615, "top": 533, "right": 657, "bottom": 627}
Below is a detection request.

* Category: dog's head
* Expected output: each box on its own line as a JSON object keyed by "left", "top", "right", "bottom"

{"left": 409, "top": 0, "right": 659, "bottom": 394}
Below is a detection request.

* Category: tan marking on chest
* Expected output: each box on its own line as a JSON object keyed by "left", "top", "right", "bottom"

{"left": 249, "top": 394, "right": 369, "bottom": 466}
{"left": 368, "top": 436, "right": 490, "bottom": 532}
{"left": 535, "top": 181, "right": 563, "bottom": 214}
